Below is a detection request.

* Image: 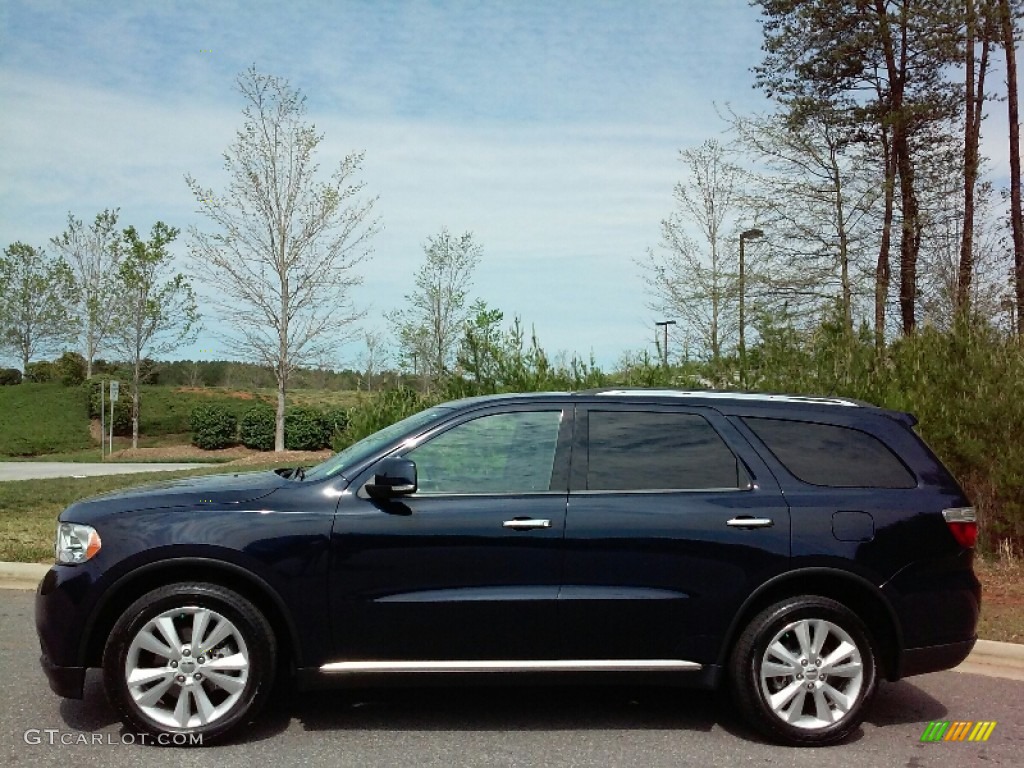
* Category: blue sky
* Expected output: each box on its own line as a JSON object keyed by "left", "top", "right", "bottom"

{"left": 0, "top": 1, "right": 1014, "bottom": 370}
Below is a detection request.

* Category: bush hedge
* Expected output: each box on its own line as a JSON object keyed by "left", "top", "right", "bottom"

{"left": 240, "top": 404, "right": 276, "bottom": 451}
{"left": 55, "top": 351, "right": 87, "bottom": 386}
{"left": 24, "top": 361, "right": 55, "bottom": 383}
{"left": 284, "top": 406, "right": 332, "bottom": 451}
{"left": 0, "top": 368, "right": 22, "bottom": 386}
{"left": 189, "top": 404, "right": 238, "bottom": 450}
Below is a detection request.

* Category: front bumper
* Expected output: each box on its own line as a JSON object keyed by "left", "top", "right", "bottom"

{"left": 35, "top": 564, "right": 99, "bottom": 698}
{"left": 38, "top": 653, "right": 85, "bottom": 699}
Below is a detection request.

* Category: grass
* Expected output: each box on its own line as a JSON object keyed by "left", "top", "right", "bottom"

{"left": 0, "top": 462, "right": 285, "bottom": 562}
{"left": 0, "top": 383, "right": 93, "bottom": 456}
{"left": 0, "top": 383, "right": 367, "bottom": 460}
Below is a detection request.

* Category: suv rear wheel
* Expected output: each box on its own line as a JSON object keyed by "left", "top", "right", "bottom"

{"left": 102, "top": 582, "right": 276, "bottom": 744}
{"left": 728, "top": 595, "right": 878, "bottom": 746}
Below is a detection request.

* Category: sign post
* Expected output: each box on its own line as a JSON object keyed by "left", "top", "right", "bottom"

{"left": 100, "top": 382, "right": 105, "bottom": 458}
{"left": 109, "top": 381, "right": 119, "bottom": 455}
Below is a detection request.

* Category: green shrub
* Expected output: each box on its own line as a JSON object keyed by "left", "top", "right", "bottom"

{"left": 323, "top": 406, "right": 349, "bottom": 446}
{"left": 189, "top": 404, "right": 238, "bottom": 450}
{"left": 24, "top": 361, "right": 55, "bottom": 383}
{"left": 284, "top": 406, "right": 331, "bottom": 451}
{"left": 240, "top": 404, "right": 276, "bottom": 451}
{"left": 54, "top": 351, "right": 86, "bottom": 386}
{"left": 333, "top": 387, "right": 433, "bottom": 451}
{"left": 0, "top": 368, "right": 22, "bottom": 386}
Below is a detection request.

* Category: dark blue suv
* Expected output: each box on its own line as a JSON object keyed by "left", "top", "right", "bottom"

{"left": 36, "top": 390, "right": 980, "bottom": 746}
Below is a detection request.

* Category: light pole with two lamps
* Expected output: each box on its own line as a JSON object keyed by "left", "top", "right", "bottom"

{"left": 655, "top": 320, "right": 676, "bottom": 369}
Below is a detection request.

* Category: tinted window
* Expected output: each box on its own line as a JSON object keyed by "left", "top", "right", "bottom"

{"left": 407, "top": 410, "right": 562, "bottom": 494}
{"left": 742, "top": 417, "right": 916, "bottom": 489}
{"left": 586, "top": 411, "right": 747, "bottom": 490}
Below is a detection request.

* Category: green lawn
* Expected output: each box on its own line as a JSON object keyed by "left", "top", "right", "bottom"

{"left": 0, "top": 383, "right": 92, "bottom": 456}
{"left": 0, "top": 383, "right": 365, "bottom": 460}
{"left": 0, "top": 462, "right": 285, "bottom": 562}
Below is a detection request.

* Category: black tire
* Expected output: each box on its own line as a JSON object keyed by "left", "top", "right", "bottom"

{"left": 728, "top": 595, "right": 878, "bottom": 747}
{"left": 102, "top": 582, "right": 276, "bottom": 746}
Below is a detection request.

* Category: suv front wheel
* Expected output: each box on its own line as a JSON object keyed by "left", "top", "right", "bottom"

{"left": 102, "top": 582, "right": 276, "bottom": 745}
{"left": 728, "top": 595, "right": 878, "bottom": 746}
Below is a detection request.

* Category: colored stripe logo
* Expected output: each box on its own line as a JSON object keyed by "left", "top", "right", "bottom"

{"left": 920, "top": 721, "right": 996, "bottom": 742}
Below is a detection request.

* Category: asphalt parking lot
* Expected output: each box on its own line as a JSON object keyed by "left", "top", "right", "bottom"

{"left": 2, "top": 590, "right": 1022, "bottom": 767}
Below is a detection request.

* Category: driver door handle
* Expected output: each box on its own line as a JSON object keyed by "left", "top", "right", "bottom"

{"left": 502, "top": 518, "right": 552, "bottom": 530}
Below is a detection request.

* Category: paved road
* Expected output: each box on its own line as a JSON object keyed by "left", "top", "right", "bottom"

{"left": 0, "top": 462, "right": 208, "bottom": 482}
{"left": 1, "top": 592, "right": 1021, "bottom": 766}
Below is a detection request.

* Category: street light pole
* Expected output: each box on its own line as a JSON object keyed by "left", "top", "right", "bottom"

{"left": 738, "top": 228, "right": 764, "bottom": 389}
{"left": 655, "top": 320, "right": 676, "bottom": 369}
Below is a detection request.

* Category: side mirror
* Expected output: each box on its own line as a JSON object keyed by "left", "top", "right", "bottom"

{"left": 365, "top": 456, "right": 417, "bottom": 499}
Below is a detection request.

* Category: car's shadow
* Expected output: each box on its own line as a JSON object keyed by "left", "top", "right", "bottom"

{"left": 60, "top": 672, "right": 948, "bottom": 747}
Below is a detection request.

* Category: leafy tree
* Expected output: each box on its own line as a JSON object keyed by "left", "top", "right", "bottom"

{"left": 754, "top": 0, "right": 963, "bottom": 335}
{"left": 50, "top": 209, "right": 122, "bottom": 378}
{"left": 995, "top": 0, "right": 1023, "bottom": 332}
{"left": 107, "top": 223, "right": 199, "bottom": 448}
{"left": 0, "top": 242, "right": 79, "bottom": 372}
{"left": 187, "top": 66, "right": 379, "bottom": 451}
{"left": 388, "top": 228, "right": 482, "bottom": 386}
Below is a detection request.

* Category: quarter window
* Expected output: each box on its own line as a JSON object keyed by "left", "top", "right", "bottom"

{"left": 742, "top": 417, "right": 916, "bottom": 489}
{"left": 406, "top": 410, "right": 562, "bottom": 494}
{"left": 586, "top": 411, "right": 748, "bottom": 490}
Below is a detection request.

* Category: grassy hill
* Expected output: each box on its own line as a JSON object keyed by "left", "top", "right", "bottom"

{"left": 0, "top": 383, "right": 92, "bottom": 456}
{"left": 0, "top": 382, "right": 366, "bottom": 458}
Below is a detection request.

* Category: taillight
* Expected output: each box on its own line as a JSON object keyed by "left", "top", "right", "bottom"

{"left": 942, "top": 507, "right": 977, "bottom": 548}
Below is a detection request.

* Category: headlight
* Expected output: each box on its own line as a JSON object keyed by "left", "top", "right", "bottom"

{"left": 55, "top": 523, "right": 102, "bottom": 565}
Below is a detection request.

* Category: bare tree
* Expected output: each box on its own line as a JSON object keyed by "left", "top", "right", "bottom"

{"left": 640, "top": 140, "right": 748, "bottom": 363}
{"left": 108, "top": 223, "right": 199, "bottom": 448}
{"left": 187, "top": 67, "right": 379, "bottom": 450}
{"left": 0, "top": 242, "right": 79, "bottom": 372}
{"left": 49, "top": 209, "right": 122, "bottom": 378}
{"left": 729, "top": 109, "right": 881, "bottom": 336}
{"left": 387, "top": 228, "right": 482, "bottom": 385}
{"left": 359, "top": 328, "right": 386, "bottom": 392}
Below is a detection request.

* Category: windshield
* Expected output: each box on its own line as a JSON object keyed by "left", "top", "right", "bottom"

{"left": 303, "top": 406, "right": 453, "bottom": 481}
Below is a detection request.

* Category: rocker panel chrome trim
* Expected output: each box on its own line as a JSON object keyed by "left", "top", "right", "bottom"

{"left": 319, "top": 659, "right": 703, "bottom": 674}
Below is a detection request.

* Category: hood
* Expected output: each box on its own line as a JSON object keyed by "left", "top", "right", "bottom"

{"left": 61, "top": 469, "right": 290, "bottom": 520}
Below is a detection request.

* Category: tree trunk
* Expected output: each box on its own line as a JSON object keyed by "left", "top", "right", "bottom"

{"left": 275, "top": 375, "right": 285, "bottom": 452}
{"left": 875, "top": 131, "right": 895, "bottom": 350}
{"left": 959, "top": 0, "right": 979, "bottom": 311}
{"left": 874, "top": 0, "right": 919, "bottom": 335}
{"left": 959, "top": 0, "right": 991, "bottom": 312}
{"left": 999, "top": 0, "right": 1024, "bottom": 336}
{"left": 131, "top": 360, "right": 140, "bottom": 450}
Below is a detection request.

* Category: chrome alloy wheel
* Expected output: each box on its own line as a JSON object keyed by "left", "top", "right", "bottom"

{"left": 758, "top": 618, "right": 865, "bottom": 730}
{"left": 124, "top": 606, "right": 251, "bottom": 729}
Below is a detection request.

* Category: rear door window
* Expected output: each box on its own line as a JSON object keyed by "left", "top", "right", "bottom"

{"left": 742, "top": 417, "right": 916, "bottom": 489}
{"left": 586, "top": 410, "right": 748, "bottom": 490}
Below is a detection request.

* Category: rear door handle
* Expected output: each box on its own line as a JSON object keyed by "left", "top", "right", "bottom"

{"left": 502, "top": 519, "right": 552, "bottom": 530}
{"left": 726, "top": 516, "right": 774, "bottom": 529}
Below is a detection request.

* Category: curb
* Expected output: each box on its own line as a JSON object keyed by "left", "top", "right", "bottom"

{"left": 1, "top": 562, "right": 1022, "bottom": 679}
